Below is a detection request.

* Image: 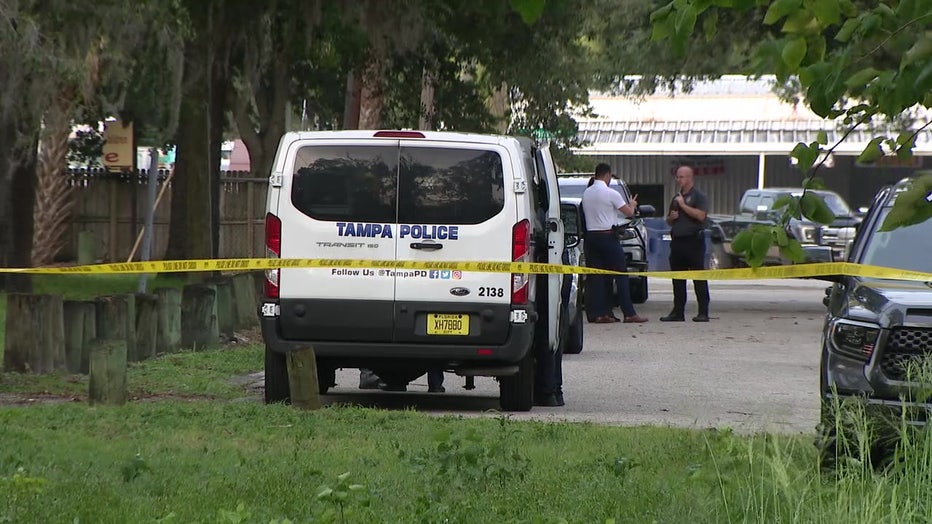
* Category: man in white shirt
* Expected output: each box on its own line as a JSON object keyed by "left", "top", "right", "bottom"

{"left": 580, "top": 163, "right": 648, "bottom": 324}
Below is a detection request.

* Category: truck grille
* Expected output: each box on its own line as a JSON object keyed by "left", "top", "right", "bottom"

{"left": 879, "top": 327, "right": 932, "bottom": 381}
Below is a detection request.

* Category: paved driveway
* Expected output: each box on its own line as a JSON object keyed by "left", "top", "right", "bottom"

{"left": 322, "top": 278, "right": 829, "bottom": 436}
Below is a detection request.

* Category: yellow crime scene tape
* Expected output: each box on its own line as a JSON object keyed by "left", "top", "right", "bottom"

{"left": 0, "top": 258, "right": 931, "bottom": 282}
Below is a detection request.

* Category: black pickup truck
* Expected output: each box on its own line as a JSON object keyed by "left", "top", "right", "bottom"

{"left": 707, "top": 187, "right": 864, "bottom": 268}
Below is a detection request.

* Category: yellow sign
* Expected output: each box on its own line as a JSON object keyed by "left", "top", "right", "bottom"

{"left": 102, "top": 120, "right": 135, "bottom": 172}
{"left": 1, "top": 257, "right": 932, "bottom": 283}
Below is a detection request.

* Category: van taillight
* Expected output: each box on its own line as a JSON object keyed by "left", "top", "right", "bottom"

{"left": 265, "top": 213, "right": 281, "bottom": 298}
{"left": 511, "top": 219, "right": 530, "bottom": 305}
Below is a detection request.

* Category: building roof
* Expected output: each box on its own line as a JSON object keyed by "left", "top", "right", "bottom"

{"left": 575, "top": 75, "right": 932, "bottom": 156}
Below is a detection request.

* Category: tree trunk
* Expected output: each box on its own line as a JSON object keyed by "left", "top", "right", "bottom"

{"left": 3, "top": 293, "right": 65, "bottom": 373}
{"left": 358, "top": 58, "right": 385, "bottom": 130}
{"left": 342, "top": 70, "right": 361, "bottom": 130}
{"left": 88, "top": 339, "right": 127, "bottom": 406}
{"left": 418, "top": 67, "right": 435, "bottom": 130}
{"left": 63, "top": 300, "right": 96, "bottom": 374}
{"left": 0, "top": 118, "right": 38, "bottom": 292}
{"left": 206, "top": 276, "right": 234, "bottom": 341}
{"left": 31, "top": 99, "right": 75, "bottom": 266}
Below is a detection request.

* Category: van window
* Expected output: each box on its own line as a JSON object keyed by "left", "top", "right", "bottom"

{"left": 290, "top": 145, "right": 397, "bottom": 223}
{"left": 398, "top": 147, "right": 505, "bottom": 224}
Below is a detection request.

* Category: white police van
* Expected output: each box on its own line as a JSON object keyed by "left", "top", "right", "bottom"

{"left": 259, "top": 130, "right": 567, "bottom": 411}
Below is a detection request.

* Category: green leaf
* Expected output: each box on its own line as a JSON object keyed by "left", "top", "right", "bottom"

{"left": 651, "top": 10, "right": 677, "bottom": 41}
{"left": 816, "top": 130, "right": 828, "bottom": 145}
{"left": 835, "top": 17, "right": 859, "bottom": 42}
{"left": 750, "top": 230, "right": 774, "bottom": 260}
{"left": 844, "top": 67, "right": 879, "bottom": 89}
{"left": 782, "top": 10, "right": 815, "bottom": 33}
{"left": 780, "top": 37, "right": 806, "bottom": 69}
{"left": 878, "top": 174, "right": 932, "bottom": 231}
{"left": 811, "top": 0, "right": 841, "bottom": 25}
{"left": 675, "top": 5, "right": 699, "bottom": 36}
{"left": 509, "top": 0, "right": 547, "bottom": 25}
{"left": 856, "top": 137, "right": 885, "bottom": 164}
{"left": 902, "top": 37, "right": 932, "bottom": 69}
{"left": 702, "top": 9, "right": 719, "bottom": 40}
{"left": 791, "top": 141, "right": 819, "bottom": 170}
{"left": 732, "top": 230, "right": 753, "bottom": 253}
{"left": 803, "top": 176, "right": 826, "bottom": 190}
{"left": 764, "top": 0, "right": 801, "bottom": 25}
{"left": 800, "top": 192, "right": 835, "bottom": 224}
{"left": 773, "top": 194, "right": 794, "bottom": 210}
{"left": 780, "top": 239, "right": 806, "bottom": 262}
{"left": 774, "top": 227, "right": 790, "bottom": 247}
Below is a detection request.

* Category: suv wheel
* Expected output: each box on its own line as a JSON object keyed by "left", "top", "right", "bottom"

{"left": 264, "top": 345, "right": 291, "bottom": 404}
{"left": 565, "top": 314, "right": 584, "bottom": 354}
{"left": 499, "top": 350, "right": 534, "bottom": 411}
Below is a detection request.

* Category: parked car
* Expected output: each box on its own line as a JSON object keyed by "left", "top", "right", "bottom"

{"left": 818, "top": 175, "right": 932, "bottom": 468}
{"left": 259, "top": 130, "right": 569, "bottom": 412}
{"left": 707, "top": 187, "right": 861, "bottom": 268}
{"left": 559, "top": 199, "right": 584, "bottom": 354}
{"left": 557, "top": 173, "right": 655, "bottom": 303}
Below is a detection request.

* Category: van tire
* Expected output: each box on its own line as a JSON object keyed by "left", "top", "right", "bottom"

{"left": 630, "top": 276, "right": 648, "bottom": 304}
{"left": 318, "top": 364, "right": 336, "bottom": 395}
{"left": 264, "top": 346, "right": 291, "bottom": 404}
{"left": 499, "top": 350, "right": 534, "bottom": 411}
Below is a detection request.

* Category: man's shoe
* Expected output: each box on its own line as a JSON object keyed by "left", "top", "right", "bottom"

{"left": 623, "top": 315, "right": 649, "bottom": 323}
{"left": 609, "top": 313, "right": 622, "bottom": 322}
{"left": 428, "top": 386, "right": 445, "bottom": 393}
{"left": 590, "top": 316, "right": 616, "bottom": 324}
{"left": 692, "top": 314, "right": 710, "bottom": 322}
{"left": 380, "top": 383, "right": 407, "bottom": 392}
{"left": 659, "top": 313, "right": 685, "bottom": 322}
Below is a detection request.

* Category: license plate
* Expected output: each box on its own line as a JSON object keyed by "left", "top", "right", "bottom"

{"left": 427, "top": 313, "right": 469, "bottom": 336}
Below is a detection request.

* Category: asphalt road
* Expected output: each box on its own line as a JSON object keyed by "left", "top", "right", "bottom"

{"left": 318, "top": 278, "right": 829, "bottom": 436}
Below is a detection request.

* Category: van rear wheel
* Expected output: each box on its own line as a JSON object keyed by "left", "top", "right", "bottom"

{"left": 264, "top": 345, "right": 291, "bottom": 404}
{"left": 499, "top": 350, "right": 534, "bottom": 411}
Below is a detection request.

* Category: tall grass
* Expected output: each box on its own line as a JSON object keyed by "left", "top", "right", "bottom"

{"left": 1, "top": 343, "right": 931, "bottom": 522}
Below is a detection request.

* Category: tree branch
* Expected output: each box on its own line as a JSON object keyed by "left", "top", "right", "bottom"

{"left": 860, "top": 12, "right": 932, "bottom": 61}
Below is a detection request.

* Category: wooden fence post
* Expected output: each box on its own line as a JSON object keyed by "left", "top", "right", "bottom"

{"left": 206, "top": 276, "right": 234, "bottom": 341}
{"left": 154, "top": 287, "right": 182, "bottom": 354}
{"left": 88, "top": 339, "right": 127, "bottom": 406}
{"left": 231, "top": 273, "right": 258, "bottom": 329}
{"left": 134, "top": 293, "right": 159, "bottom": 360}
{"left": 2, "top": 294, "right": 65, "bottom": 374}
{"left": 63, "top": 300, "right": 96, "bottom": 374}
{"left": 181, "top": 283, "right": 220, "bottom": 350}
{"left": 287, "top": 346, "right": 321, "bottom": 410}
{"left": 95, "top": 294, "right": 137, "bottom": 362}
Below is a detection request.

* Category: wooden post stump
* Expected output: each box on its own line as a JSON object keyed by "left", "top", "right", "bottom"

{"left": 287, "top": 346, "right": 321, "bottom": 410}
{"left": 181, "top": 284, "right": 219, "bottom": 350}
{"left": 231, "top": 273, "right": 258, "bottom": 329}
{"left": 63, "top": 300, "right": 96, "bottom": 374}
{"left": 95, "top": 294, "right": 137, "bottom": 362}
{"left": 2, "top": 294, "right": 65, "bottom": 373}
{"left": 135, "top": 293, "right": 159, "bottom": 361}
{"left": 206, "top": 276, "right": 234, "bottom": 341}
{"left": 88, "top": 339, "right": 127, "bottom": 406}
{"left": 154, "top": 287, "right": 182, "bottom": 354}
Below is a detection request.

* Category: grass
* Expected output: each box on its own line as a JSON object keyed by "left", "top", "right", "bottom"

{"left": 0, "top": 345, "right": 931, "bottom": 523}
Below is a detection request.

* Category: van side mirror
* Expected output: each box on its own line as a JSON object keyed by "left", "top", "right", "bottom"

{"left": 561, "top": 203, "right": 581, "bottom": 248}
{"left": 637, "top": 204, "right": 656, "bottom": 217}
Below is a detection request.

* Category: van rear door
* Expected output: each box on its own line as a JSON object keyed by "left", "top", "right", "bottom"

{"left": 392, "top": 141, "right": 515, "bottom": 345}
{"left": 277, "top": 141, "right": 399, "bottom": 342}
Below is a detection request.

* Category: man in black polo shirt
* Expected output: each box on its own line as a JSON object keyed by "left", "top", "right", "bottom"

{"left": 660, "top": 165, "right": 711, "bottom": 322}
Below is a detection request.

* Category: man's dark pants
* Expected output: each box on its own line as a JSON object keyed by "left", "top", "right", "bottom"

{"left": 585, "top": 232, "right": 637, "bottom": 318}
{"left": 669, "top": 234, "right": 710, "bottom": 316}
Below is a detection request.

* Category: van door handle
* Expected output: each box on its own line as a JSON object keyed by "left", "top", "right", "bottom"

{"left": 410, "top": 242, "right": 443, "bottom": 250}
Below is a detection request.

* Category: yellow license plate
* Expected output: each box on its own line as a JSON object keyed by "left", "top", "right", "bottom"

{"left": 427, "top": 313, "right": 469, "bottom": 336}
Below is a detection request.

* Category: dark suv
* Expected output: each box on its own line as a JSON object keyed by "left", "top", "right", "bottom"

{"left": 819, "top": 175, "right": 932, "bottom": 465}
